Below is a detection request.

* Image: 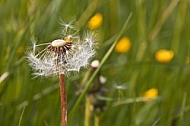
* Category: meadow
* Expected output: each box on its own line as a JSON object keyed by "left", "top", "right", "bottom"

{"left": 0, "top": 0, "right": 190, "bottom": 126}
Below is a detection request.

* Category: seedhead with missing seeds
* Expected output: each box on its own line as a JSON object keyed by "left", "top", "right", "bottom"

{"left": 27, "top": 21, "right": 97, "bottom": 77}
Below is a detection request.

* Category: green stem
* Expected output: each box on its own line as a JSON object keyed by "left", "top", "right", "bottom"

{"left": 94, "top": 114, "right": 99, "bottom": 126}
{"left": 84, "top": 96, "right": 91, "bottom": 126}
{"left": 18, "top": 107, "right": 25, "bottom": 126}
{"left": 68, "top": 13, "right": 132, "bottom": 120}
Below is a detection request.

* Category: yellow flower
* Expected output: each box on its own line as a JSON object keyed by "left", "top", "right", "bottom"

{"left": 155, "top": 49, "right": 174, "bottom": 63}
{"left": 115, "top": 37, "right": 131, "bottom": 53}
{"left": 87, "top": 13, "right": 103, "bottom": 30}
{"left": 143, "top": 88, "right": 158, "bottom": 102}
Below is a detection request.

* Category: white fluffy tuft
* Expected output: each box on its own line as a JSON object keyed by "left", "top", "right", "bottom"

{"left": 27, "top": 24, "right": 97, "bottom": 77}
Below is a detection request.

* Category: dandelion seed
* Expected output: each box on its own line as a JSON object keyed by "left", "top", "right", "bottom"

{"left": 30, "top": 37, "right": 37, "bottom": 54}
{"left": 59, "top": 19, "right": 78, "bottom": 37}
{"left": 114, "top": 84, "right": 127, "bottom": 90}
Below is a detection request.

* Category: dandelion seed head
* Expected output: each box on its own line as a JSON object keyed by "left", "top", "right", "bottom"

{"left": 27, "top": 21, "right": 97, "bottom": 77}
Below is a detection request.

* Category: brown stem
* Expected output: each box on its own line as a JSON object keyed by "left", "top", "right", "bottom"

{"left": 59, "top": 74, "right": 67, "bottom": 126}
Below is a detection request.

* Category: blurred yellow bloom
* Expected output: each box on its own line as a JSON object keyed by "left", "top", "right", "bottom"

{"left": 143, "top": 88, "right": 158, "bottom": 102}
{"left": 87, "top": 13, "right": 103, "bottom": 30}
{"left": 115, "top": 37, "right": 131, "bottom": 53}
{"left": 155, "top": 49, "right": 174, "bottom": 63}
{"left": 185, "top": 56, "right": 190, "bottom": 64}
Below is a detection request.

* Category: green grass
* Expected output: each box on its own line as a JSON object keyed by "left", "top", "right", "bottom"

{"left": 1, "top": 0, "right": 190, "bottom": 126}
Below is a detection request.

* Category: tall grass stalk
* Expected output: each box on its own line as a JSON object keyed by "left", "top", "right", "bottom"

{"left": 69, "top": 13, "right": 132, "bottom": 119}
{"left": 149, "top": 0, "right": 180, "bottom": 41}
{"left": 171, "top": 0, "right": 188, "bottom": 53}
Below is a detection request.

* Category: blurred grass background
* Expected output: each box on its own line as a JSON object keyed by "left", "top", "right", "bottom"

{"left": 1, "top": 0, "right": 190, "bottom": 126}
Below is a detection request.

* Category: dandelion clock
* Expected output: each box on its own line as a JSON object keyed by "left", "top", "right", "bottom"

{"left": 27, "top": 20, "right": 97, "bottom": 126}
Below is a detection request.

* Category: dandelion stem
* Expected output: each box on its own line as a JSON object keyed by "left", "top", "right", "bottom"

{"left": 59, "top": 74, "right": 67, "bottom": 126}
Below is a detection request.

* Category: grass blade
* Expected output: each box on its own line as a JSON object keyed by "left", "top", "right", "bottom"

{"left": 18, "top": 107, "right": 25, "bottom": 126}
{"left": 68, "top": 13, "right": 133, "bottom": 119}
